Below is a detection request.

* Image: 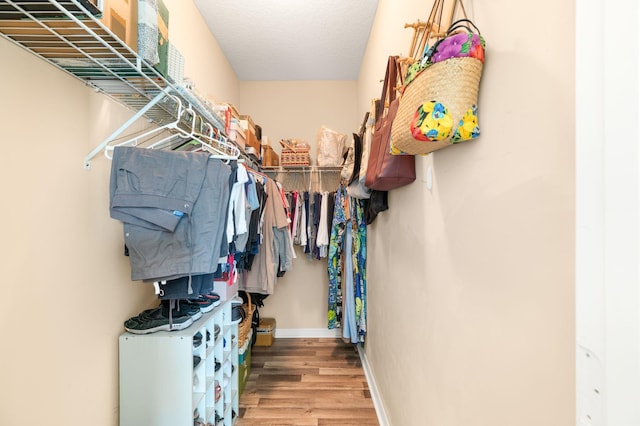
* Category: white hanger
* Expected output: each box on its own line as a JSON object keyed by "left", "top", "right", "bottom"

{"left": 193, "top": 122, "right": 240, "bottom": 161}
{"left": 104, "top": 95, "right": 187, "bottom": 159}
{"left": 103, "top": 96, "right": 240, "bottom": 162}
{"left": 145, "top": 104, "right": 199, "bottom": 150}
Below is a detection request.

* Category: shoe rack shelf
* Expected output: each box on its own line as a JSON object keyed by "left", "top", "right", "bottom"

{"left": 119, "top": 297, "right": 239, "bottom": 426}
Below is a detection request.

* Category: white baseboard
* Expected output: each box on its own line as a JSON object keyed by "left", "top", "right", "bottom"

{"left": 275, "top": 328, "right": 342, "bottom": 338}
{"left": 357, "top": 345, "right": 390, "bottom": 426}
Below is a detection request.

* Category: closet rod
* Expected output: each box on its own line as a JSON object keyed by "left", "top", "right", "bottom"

{"left": 263, "top": 167, "right": 342, "bottom": 173}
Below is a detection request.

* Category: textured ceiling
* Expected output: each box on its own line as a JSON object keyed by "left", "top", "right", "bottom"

{"left": 193, "top": 0, "right": 379, "bottom": 81}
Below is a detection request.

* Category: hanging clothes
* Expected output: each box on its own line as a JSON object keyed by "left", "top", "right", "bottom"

{"left": 316, "top": 191, "right": 330, "bottom": 258}
{"left": 110, "top": 147, "right": 231, "bottom": 285}
{"left": 352, "top": 196, "right": 368, "bottom": 341}
{"left": 327, "top": 186, "right": 347, "bottom": 329}
{"left": 327, "top": 185, "right": 368, "bottom": 341}
{"left": 240, "top": 177, "right": 294, "bottom": 295}
{"left": 235, "top": 175, "right": 267, "bottom": 271}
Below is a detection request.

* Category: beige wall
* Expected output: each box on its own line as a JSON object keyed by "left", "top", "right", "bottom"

{"left": 238, "top": 81, "right": 359, "bottom": 329}
{"left": 166, "top": 0, "right": 239, "bottom": 104}
{"left": 239, "top": 80, "right": 359, "bottom": 163}
{"left": 0, "top": 2, "right": 238, "bottom": 425}
{"left": 358, "top": 0, "right": 576, "bottom": 425}
{"left": 0, "top": 0, "right": 576, "bottom": 425}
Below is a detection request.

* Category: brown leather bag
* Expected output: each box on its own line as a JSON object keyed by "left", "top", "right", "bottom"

{"left": 365, "top": 56, "right": 416, "bottom": 191}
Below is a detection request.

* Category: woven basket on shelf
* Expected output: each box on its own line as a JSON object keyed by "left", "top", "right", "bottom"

{"left": 280, "top": 139, "right": 311, "bottom": 166}
{"left": 238, "top": 291, "right": 255, "bottom": 348}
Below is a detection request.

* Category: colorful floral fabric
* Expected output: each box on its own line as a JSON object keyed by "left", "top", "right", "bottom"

{"left": 404, "top": 30, "right": 485, "bottom": 86}
{"left": 432, "top": 32, "right": 485, "bottom": 64}
{"left": 351, "top": 198, "right": 367, "bottom": 341}
{"left": 327, "top": 187, "right": 367, "bottom": 341}
{"left": 410, "top": 101, "right": 453, "bottom": 142}
{"left": 327, "top": 187, "right": 346, "bottom": 329}
{"left": 451, "top": 105, "right": 480, "bottom": 142}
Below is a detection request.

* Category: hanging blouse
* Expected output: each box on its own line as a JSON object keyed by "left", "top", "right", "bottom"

{"left": 241, "top": 178, "right": 293, "bottom": 294}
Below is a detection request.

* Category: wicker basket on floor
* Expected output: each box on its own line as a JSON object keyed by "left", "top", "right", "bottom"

{"left": 238, "top": 291, "right": 254, "bottom": 348}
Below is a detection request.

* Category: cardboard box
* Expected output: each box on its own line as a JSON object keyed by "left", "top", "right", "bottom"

{"left": 239, "top": 115, "right": 256, "bottom": 135}
{"left": 213, "top": 278, "right": 238, "bottom": 301}
{"left": 245, "top": 129, "right": 261, "bottom": 154}
{"left": 255, "top": 318, "right": 276, "bottom": 347}
{"left": 262, "top": 145, "right": 279, "bottom": 167}
{"left": 229, "top": 120, "right": 246, "bottom": 151}
{"left": 102, "top": 0, "right": 137, "bottom": 52}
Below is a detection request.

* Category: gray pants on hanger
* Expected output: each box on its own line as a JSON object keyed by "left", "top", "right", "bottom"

{"left": 109, "top": 146, "right": 209, "bottom": 232}
{"left": 123, "top": 158, "right": 231, "bottom": 282}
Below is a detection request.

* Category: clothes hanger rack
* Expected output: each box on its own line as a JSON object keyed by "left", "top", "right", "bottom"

{"left": 246, "top": 166, "right": 270, "bottom": 185}
{"left": 101, "top": 94, "right": 242, "bottom": 164}
{"left": 104, "top": 94, "right": 193, "bottom": 160}
{"left": 192, "top": 122, "right": 241, "bottom": 161}
{"left": 264, "top": 167, "right": 342, "bottom": 193}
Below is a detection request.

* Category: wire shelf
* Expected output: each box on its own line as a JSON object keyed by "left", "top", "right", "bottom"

{"left": 0, "top": 0, "right": 254, "bottom": 168}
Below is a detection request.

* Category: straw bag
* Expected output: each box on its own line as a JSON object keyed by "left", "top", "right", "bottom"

{"left": 391, "top": 1, "right": 485, "bottom": 156}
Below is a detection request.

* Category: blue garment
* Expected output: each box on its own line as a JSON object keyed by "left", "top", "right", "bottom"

{"left": 327, "top": 187, "right": 346, "bottom": 329}
{"left": 327, "top": 186, "right": 368, "bottom": 340}
{"left": 342, "top": 224, "right": 358, "bottom": 343}
{"left": 246, "top": 173, "right": 261, "bottom": 210}
{"left": 158, "top": 273, "right": 215, "bottom": 300}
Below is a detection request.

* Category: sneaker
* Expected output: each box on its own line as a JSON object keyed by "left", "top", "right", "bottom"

{"left": 193, "top": 355, "right": 201, "bottom": 369}
{"left": 192, "top": 296, "right": 218, "bottom": 313}
{"left": 193, "top": 332, "right": 203, "bottom": 349}
{"left": 202, "top": 291, "right": 221, "bottom": 306}
{"left": 155, "top": 300, "right": 202, "bottom": 320}
{"left": 175, "top": 300, "right": 203, "bottom": 321}
{"left": 231, "top": 305, "right": 245, "bottom": 324}
{"left": 124, "top": 308, "right": 193, "bottom": 334}
{"left": 214, "top": 324, "right": 221, "bottom": 340}
{"left": 214, "top": 360, "right": 221, "bottom": 372}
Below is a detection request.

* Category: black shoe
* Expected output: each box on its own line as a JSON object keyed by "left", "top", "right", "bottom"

{"left": 193, "top": 332, "right": 203, "bottom": 349}
{"left": 124, "top": 307, "right": 193, "bottom": 334}
{"left": 162, "top": 300, "right": 202, "bottom": 321}
{"left": 231, "top": 305, "right": 246, "bottom": 324}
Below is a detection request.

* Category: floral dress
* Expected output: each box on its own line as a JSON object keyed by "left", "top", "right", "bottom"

{"left": 327, "top": 186, "right": 368, "bottom": 342}
{"left": 327, "top": 187, "right": 346, "bottom": 329}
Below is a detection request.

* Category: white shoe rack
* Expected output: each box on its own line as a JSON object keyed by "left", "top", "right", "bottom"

{"left": 119, "top": 297, "right": 239, "bottom": 426}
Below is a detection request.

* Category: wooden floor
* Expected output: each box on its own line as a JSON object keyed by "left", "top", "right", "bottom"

{"left": 237, "top": 338, "right": 379, "bottom": 426}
